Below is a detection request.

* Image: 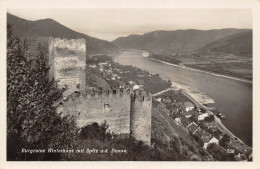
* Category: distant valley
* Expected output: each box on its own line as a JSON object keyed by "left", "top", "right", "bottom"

{"left": 112, "top": 29, "right": 252, "bottom": 81}
{"left": 112, "top": 29, "right": 251, "bottom": 55}
{"left": 7, "top": 13, "right": 252, "bottom": 80}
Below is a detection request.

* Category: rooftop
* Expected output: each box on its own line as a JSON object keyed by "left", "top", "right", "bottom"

{"left": 188, "top": 122, "right": 199, "bottom": 134}
{"left": 194, "top": 128, "right": 211, "bottom": 140}
{"left": 200, "top": 136, "right": 211, "bottom": 143}
{"left": 179, "top": 115, "right": 192, "bottom": 126}
{"left": 182, "top": 110, "right": 196, "bottom": 117}
{"left": 184, "top": 101, "right": 194, "bottom": 108}
{"left": 194, "top": 111, "right": 208, "bottom": 119}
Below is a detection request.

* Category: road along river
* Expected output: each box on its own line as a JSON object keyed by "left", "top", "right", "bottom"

{"left": 114, "top": 51, "right": 252, "bottom": 147}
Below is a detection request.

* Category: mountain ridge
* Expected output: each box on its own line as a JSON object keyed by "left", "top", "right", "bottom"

{"left": 7, "top": 13, "right": 118, "bottom": 55}
{"left": 112, "top": 29, "right": 251, "bottom": 53}
{"left": 198, "top": 30, "right": 252, "bottom": 56}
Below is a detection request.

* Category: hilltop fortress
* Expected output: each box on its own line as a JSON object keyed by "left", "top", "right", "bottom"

{"left": 48, "top": 38, "right": 152, "bottom": 145}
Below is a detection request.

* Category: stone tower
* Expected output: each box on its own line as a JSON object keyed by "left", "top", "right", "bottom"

{"left": 48, "top": 38, "right": 152, "bottom": 145}
{"left": 130, "top": 91, "right": 152, "bottom": 145}
{"left": 48, "top": 38, "right": 86, "bottom": 96}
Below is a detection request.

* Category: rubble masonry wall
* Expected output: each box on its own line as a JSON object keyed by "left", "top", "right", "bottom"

{"left": 49, "top": 38, "right": 152, "bottom": 144}
{"left": 48, "top": 38, "right": 86, "bottom": 96}
{"left": 61, "top": 90, "right": 131, "bottom": 134}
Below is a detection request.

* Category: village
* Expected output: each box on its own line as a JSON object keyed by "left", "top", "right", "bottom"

{"left": 86, "top": 54, "right": 172, "bottom": 94}
{"left": 84, "top": 54, "right": 252, "bottom": 161}
{"left": 153, "top": 90, "right": 252, "bottom": 161}
{"left": 5, "top": 8, "right": 254, "bottom": 163}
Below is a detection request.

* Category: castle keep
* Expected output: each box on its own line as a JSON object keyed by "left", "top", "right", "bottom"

{"left": 48, "top": 38, "right": 152, "bottom": 145}
{"left": 48, "top": 38, "right": 86, "bottom": 96}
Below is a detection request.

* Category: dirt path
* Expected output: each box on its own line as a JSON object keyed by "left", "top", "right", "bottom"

{"left": 153, "top": 87, "right": 174, "bottom": 96}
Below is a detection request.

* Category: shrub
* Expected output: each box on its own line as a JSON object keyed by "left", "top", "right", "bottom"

{"left": 80, "top": 121, "right": 111, "bottom": 141}
{"left": 7, "top": 24, "right": 78, "bottom": 161}
{"left": 204, "top": 114, "right": 215, "bottom": 122}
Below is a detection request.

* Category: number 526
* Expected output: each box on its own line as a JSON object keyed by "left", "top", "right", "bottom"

{"left": 227, "top": 149, "right": 234, "bottom": 153}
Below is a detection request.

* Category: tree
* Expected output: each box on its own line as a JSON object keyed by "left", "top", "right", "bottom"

{"left": 7, "top": 24, "right": 78, "bottom": 160}
{"left": 220, "top": 134, "right": 231, "bottom": 148}
{"left": 204, "top": 114, "right": 215, "bottom": 122}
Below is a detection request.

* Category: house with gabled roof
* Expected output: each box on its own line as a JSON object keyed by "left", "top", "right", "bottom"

{"left": 193, "top": 127, "right": 219, "bottom": 149}
{"left": 202, "top": 121, "right": 218, "bottom": 132}
{"left": 193, "top": 127, "right": 203, "bottom": 137}
{"left": 184, "top": 101, "right": 194, "bottom": 111}
{"left": 193, "top": 111, "right": 209, "bottom": 123}
{"left": 156, "top": 97, "right": 162, "bottom": 102}
{"left": 187, "top": 122, "right": 199, "bottom": 135}
{"left": 208, "top": 137, "right": 219, "bottom": 147}
{"left": 199, "top": 135, "right": 219, "bottom": 149}
{"left": 179, "top": 115, "right": 192, "bottom": 127}
{"left": 199, "top": 136, "right": 211, "bottom": 149}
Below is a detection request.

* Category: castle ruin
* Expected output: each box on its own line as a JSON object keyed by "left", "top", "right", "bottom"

{"left": 48, "top": 38, "right": 86, "bottom": 96}
{"left": 48, "top": 38, "right": 152, "bottom": 145}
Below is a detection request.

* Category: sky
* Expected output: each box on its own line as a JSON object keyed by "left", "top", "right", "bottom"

{"left": 8, "top": 9, "right": 252, "bottom": 41}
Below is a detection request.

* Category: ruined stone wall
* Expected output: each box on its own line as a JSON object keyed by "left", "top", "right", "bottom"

{"left": 61, "top": 89, "right": 131, "bottom": 134}
{"left": 53, "top": 38, "right": 86, "bottom": 51}
{"left": 130, "top": 92, "right": 152, "bottom": 145}
{"left": 49, "top": 38, "right": 152, "bottom": 144}
{"left": 48, "top": 38, "right": 86, "bottom": 96}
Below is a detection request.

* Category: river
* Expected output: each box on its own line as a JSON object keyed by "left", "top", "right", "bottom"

{"left": 114, "top": 51, "right": 252, "bottom": 147}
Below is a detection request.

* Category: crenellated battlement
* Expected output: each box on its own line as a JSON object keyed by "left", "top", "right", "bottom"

{"left": 60, "top": 87, "right": 152, "bottom": 104}
{"left": 58, "top": 88, "right": 152, "bottom": 145}
{"left": 49, "top": 38, "right": 151, "bottom": 145}
{"left": 49, "top": 37, "right": 86, "bottom": 51}
{"left": 131, "top": 90, "right": 152, "bottom": 102}
{"left": 60, "top": 87, "right": 152, "bottom": 103}
{"left": 48, "top": 37, "right": 86, "bottom": 96}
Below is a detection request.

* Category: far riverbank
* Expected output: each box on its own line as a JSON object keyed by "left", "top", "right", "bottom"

{"left": 115, "top": 51, "right": 252, "bottom": 146}
{"left": 148, "top": 58, "right": 252, "bottom": 84}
